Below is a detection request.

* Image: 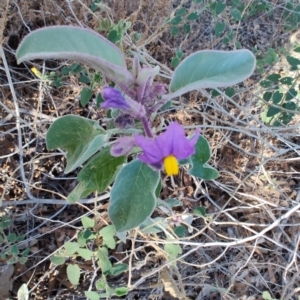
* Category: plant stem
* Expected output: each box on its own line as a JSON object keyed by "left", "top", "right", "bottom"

{"left": 141, "top": 116, "right": 153, "bottom": 138}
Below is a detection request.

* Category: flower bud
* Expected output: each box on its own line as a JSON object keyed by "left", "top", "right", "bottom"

{"left": 110, "top": 136, "right": 135, "bottom": 157}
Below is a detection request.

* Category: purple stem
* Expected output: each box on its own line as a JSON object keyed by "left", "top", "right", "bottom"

{"left": 141, "top": 116, "right": 153, "bottom": 138}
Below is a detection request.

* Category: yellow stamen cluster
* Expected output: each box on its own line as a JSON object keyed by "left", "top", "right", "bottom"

{"left": 163, "top": 155, "right": 179, "bottom": 176}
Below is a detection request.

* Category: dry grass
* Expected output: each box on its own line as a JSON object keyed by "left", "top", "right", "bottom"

{"left": 1, "top": 0, "right": 300, "bottom": 299}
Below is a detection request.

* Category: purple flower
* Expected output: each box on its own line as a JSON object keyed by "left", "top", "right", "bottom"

{"left": 110, "top": 136, "right": 135, "bottom": 157}
{"left": 101, "top": 87, "right": 130, "bottom": 110}
{"left": 134, "top": 122, "right": 200, "bottom": 176}
{"left": 101, "top": 87, "right": 146, "bottom": 119}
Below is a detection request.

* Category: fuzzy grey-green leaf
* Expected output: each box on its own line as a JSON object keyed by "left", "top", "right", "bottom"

{"left": 67, "top": 264, "right": 80, "bottom": 285}
{"left": 67, "top": 147, "right": 125, "bottom": 202}
{"left": 16, "top": 26, "right": 133, "bottom": 87}
{"left": 188, "top": 136, "right": 219, "bottom": 180}
{"left": 108, "top": 160, "right": 159, "bottom": 232}
{"left": 46, "top": 115, "right": 108, "bottom": 173}
{"left": 169, "top": 50, "right": 256, "bottom": 98}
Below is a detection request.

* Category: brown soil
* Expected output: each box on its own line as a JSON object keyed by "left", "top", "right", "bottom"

{"left": 1, "top": 0, "right": 300, "bottom": 299}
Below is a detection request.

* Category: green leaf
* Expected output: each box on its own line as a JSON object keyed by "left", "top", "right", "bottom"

{"left": 46, "top": 115, "right": 108, "bottom": 173}
{"left": 279, "top": 112, "right": 294, "bottom": 125}
{"left": 77, "top": 248, "right": 93, "bottom": 260}
{"left": 285, "top": 88, "right": 298, "bottom": 101}
{"left": 11, "top": 245, "right": 19, "bottom": 255}
{"left": 175, "top": 49, "right": 184, "bottom": 59}
{"left": 294, "top": 46, "right": 300, "bottom": 53}
{"left": 106, "top": 30, "right": 119, "bottom": 43}
{"left": 78, "top": 229, "right": 94, "bottom": 246}
{"left": 165, "top": 198, "right": 182, "bottom": 207}
{"left": 263, "top": 92, "right": 272, "bottom": 101}
{"left": 0, "top": 216, "right": 12, "bottom": 229}
{"left": 231, "top": 8, "right": 242, "bottom": 21}
{"left": 283, "top": 101, "right": 296, "bottom": 111}
{"left": 222, "top": 37, "right": 230, "bottom": 45}
{"left": 100, "top": 225, "right": 116, "bottom": 249}
{"left": 85, "top": 291, "right": 100, "bottom": 300}
{"left": 225, "top": 87, "right": 235, "bottom": 97}
{"left": 235, "top": 41, "right": 242, "bottom": 49}
{"left": 280, "top": 77, "right": 293, "bottom": 85}
{"left": 189, "top": 136, "right": 219, "bottom": 180}
{"left": 266, "top": 106, "right": 281, "bottom": 117}
{"left": 115, "top": 287, "right": 129, "bottom": 296}
{"left": 286, "top": 55, "right": 300, "bottom": 67}
{"left": 61, "top": 63, "right": 84, "bottom": 75}
{"left": 7, "top": 233, "right": 17, "bottom": 243}
{"left": 17, "top": 234, "right": 26, "bottom": 242}
{"left": 17, "top": 284, "right": 29, "bottom": 300}
{"left": 187, "top": 12, "right": 199, "bottom": 20}
{"left": 170, "top": 16, "right": 182, "bottom": 25}
{"left": 264, "top": 48, "right": 278, "bottom": 64}
{"left": 110, "top": 263, "right": 128, "bottom": 276}
{"left": 192, "top": 135, "right": 212, "bottom": 163}
{"left": 116, "top": 231, "right": 127, "bottom": 243}
{"left": 67, "top": 264, "right": 80, "bottom": 285}
{"left": 168, "top": 50, "right": 256, "bottom": 98}
{"left": 96, "top": 93, "right": 104, "bottom": 108}
{"left": 19, "top": 257, "right": 28, "bottom": 264}
{"left": 215, "top": 22, "right": 225, "bottom": 37}
{"left": 97, "top": 247, "right": 112, "bottom": 274}
{"left": 108, "top": 160, "right": 159, "bottom": 232}
{"left": 7, "top": 256, "right": 18, "bottom": 264}
{"left": 267, "top": 74, "right": 281, "bottom": 82}
{"left": 173, "top": 225, "right": 186, "bottom": 237}
{"left": 171, "top": 26, "right": 179, "bottom": 36}
{"left": 91, "top": 0, "right": 102, "bottom": 12}
{"left": 64, "top": 241, "right": 80, "bottom": 256}
{"left": 68, "top": 183, "right": 93, "bottom": 203}
{"left": 183, "top": 23, "right": 191, "bottom": 34}
{"left": 155, "top": 180, "right": 162, "bottom": 197}
{"left": 260, "top": 80, "right": 273, "bottom": 88}
{"left": 80, "top": 87, "right": 93, "bottom": 106}
{"left": 171, "top": 57, "right": 180, "bottom": 68}
{"left": 67, "top": 147, "right": 125, "bottom": 202}
{"left": 79, "top": 73, "right": 90, "bottom": 84}
{"left": 16, "top": 26, "right": 133, "bottom": 87}
{"left": 81, "top": 216, "right": 95, "bottom": 229}
{"left": 159, "top": 100, "right": 172, "bottom": 112}
{"left": 211, "top": 89, "right": 220, "bottom": 97}
{"left": 215, "top": 1, "right": 226, "bottom": 15}
{"left": 262, "top": 291, "right": 274, "bottom": 300}
{"left": 21, "top": 248, "right": 30, "bottom": 257}
{"left": 51, "top": 255, "right": 66, "bottom": 266}
{"left": 164, "top": 242, "right": 182, "bottom": 266}
{"left": 272, "top": 91, "right": 283, "bottom": 104}
{"left": 175, "top": 8, "right": 187, "bottom": 16}
{"left": 193, "top": 206, "right": 206, "bottom": 216}
{"left": 140, "top": 217, "right": 168, "bottom": 234}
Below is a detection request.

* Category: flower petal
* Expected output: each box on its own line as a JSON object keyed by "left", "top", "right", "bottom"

{"left": 101, "top": 87, "right": 130, "bottom": 110}
{"left": 155, "top": 122, "right": 184, "bottom": 157}
{"left": 135, "top": 122, "right": 200, "bottom": 170}
{"left": 173, "top": 128, "right": 200, "bottom": 159}
{"left": 134, "top": 134, "right": 164, "bottom": 168}
{"left": 110, "top": 136, "right": 135, "bottom": 157}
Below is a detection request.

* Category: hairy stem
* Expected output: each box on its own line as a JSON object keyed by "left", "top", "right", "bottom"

{"left": 141, "top": 116, "right": 153, "bottom": 138}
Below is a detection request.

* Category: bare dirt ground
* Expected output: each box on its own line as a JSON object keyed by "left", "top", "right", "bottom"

{"left": 1, "top": 0, "right": 300, "bottom": 299}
